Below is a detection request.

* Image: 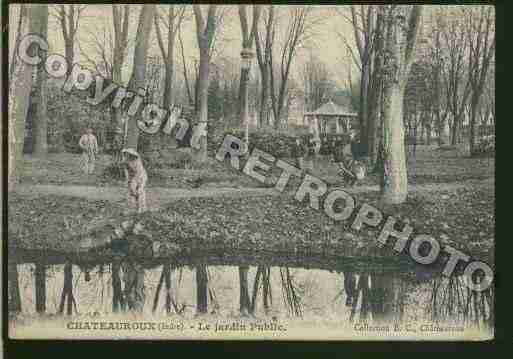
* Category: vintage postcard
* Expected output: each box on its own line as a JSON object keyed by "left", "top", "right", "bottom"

{"left": 6, "top": 4, "right": 494, "bottom": 341}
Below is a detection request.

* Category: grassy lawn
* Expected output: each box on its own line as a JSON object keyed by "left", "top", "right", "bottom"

{"left": 20, "top": 152, "right": 262, "bottom": 188}
{"left": 9, "top": 179, "right": 493, "bottom": 268}
{"left": 12, "top": 143, "right": 494, "bottom": 267}
{"left": 19, "top": 144, "right": 494, "bottom": 189}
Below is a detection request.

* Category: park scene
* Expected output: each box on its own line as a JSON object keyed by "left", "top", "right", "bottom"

{"left": 7, "top": 4, "right": 494, "bottom": 340}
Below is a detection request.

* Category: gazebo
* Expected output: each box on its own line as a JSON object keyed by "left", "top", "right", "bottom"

{"left": 303, "top": 101, "right": 358, "bottom": 135}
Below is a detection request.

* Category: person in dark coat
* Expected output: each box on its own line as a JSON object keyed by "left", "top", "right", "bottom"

{"left": 292, "top": 138, "right": 307, "bottom": 169}
{"left": 333, "top": 139, "right": 357, "bottom": 186}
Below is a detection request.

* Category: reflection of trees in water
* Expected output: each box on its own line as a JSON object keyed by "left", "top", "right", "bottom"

{"left": 194, "top": 265, "right": 220, "bottom": 315}
{"left": 7, "top": 262, "right": 492, "bottom": 330}
{"left": 151, "top": 265, "right": 190, "bottom": 315}
{"left": 112, "top": 261, "right": 125, "bottom": 312}
{"left": 429, "top": 276, "right": 493, "bottom": 329}
{"left": 58, "top": 262, "right": 78, "bottom": 315}
{"left": 249, "top": 266, "right": 272, "bottom": 315}
{"left": 8, "top": 263, "right": 22, "bottom": 314}
{"left": 344, "top": 272, "right": 407, "bottom": 324}
{"left": 280, "top": 268, "right": 302, "bottom": 317}
{"left": 35, "top": 263, "right": 46, "bottom": 314}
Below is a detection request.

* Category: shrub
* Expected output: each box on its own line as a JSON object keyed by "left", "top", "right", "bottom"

{"left": 209, "top": 130, "right": 352, "bottom": 159}
{"left": 473, "top": 135, "right": 495, "bottom": 157}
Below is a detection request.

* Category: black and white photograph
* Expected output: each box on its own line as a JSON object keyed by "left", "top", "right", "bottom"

{"left": 5, "top": 3, "right": 495, "bottom": 341}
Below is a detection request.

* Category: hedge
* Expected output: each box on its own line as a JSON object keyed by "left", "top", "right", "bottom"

{"left": 208, "top": 130, "right": 352, "bottom": 159}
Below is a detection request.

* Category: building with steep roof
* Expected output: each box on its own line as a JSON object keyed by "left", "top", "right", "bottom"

{"left": 303, "top": 101, "right": 358, "bottom": 135}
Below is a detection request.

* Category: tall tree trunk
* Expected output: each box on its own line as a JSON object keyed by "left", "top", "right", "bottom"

{"left": 382, "top": 82, "right": 408, "bottom": 204}
{"left": 259, "top": 70, "right": 271, "bottom": 126}
{"left": 436, "top": 110, "right": 444, "bottom": 146}
{"left": 111, "top": 57, "right": 124, "bottom": 150}
{"left": 125, "top": 5, "right": 156, "bottom": 150}
{"left": 239, "top": 67, "right": 251, "bottom": 127}
{"left": 367, "top": 59, "right": 383, "bottom": 166}
{"left": 163, "top": 62, "right": 174, "bottom": 111}
{"left": 451, "top": 114, "right": 459, "bottom": 146}
{"left": 112, "top": 5, "right": 130, "bottom": 151}
{"left": 380, "top": 5, "right": 422, "bottom": 205}
{"left": 31, "top": 4, "right": 48, "bottom": 156}
{"left": 367, "top": 8, "right": 385, "bottom": 168}
{"left": 192, "top": 5, "right": 219, "bottom": 161}
{"left": 155, "top": 6, "right": 184, "bottom": 148}
{"left": 8, "top": 4, "right": 33, "bottom": 190}
{"left": 194, "top": 48, "right": 210, "bottom": 162}
{"left": 255, "top": 6, "right": 273, "bottom": 128}
{"left": 64, "top": 42, "right": 74, "bottom": 77}
{"left": 359, "top": 64, "right": 370, "bottom": 149}
{"left": 469, "top": 96, "right": 479, "bottom": 156}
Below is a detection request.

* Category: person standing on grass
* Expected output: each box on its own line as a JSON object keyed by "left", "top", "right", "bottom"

{"left": 292, "top": 138, "right": 306, "bottom": 169}
{"left": 79, "top": 128, "right": 98, "bottom": 174}
{"left": 333, "top": 136, "right": 358, "bottom": 186}
{"left": 122, "top": 148, "right": 148, "bottom": 213}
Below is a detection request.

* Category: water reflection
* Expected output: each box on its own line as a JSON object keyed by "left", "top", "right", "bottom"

{"left": 7, "top": 261, "right": 493, "bottom": 330}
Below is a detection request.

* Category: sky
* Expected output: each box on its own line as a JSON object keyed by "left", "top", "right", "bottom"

{"left": 8, "top": 5, "right": 494, "bottom": 97}
{"left": 9, "top": 5, "right": 357, "bottom": 88}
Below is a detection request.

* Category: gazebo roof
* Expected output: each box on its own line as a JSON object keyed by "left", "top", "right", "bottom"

{"left": 304, "top": 101, "right": 357, "bottom": 117}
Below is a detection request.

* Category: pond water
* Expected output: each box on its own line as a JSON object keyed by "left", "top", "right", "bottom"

{"left": 8, "top": 260, "right": 493, "bottom": 340}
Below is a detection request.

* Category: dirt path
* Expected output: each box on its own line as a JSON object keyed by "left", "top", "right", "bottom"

{"left": 15, "top": 178, "right": 493, "bottom": 210}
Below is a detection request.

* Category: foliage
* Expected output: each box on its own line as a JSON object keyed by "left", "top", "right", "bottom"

{"left": 9, "top": 183, "right": 494, "bottom": 266}
{"left": 208, "top": 129, "right": 352, "bottom": 158}
{"left": 472, "top": 135, "right": 495, "bottom": 157}
{"left": 45, "top": 82, "right": 112, "bottom": 153}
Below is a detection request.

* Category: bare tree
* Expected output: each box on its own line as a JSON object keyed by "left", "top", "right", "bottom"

{"left": 466, "top": 6, "right": 495, "bottom": 155}
{"left": 269, "top": 6, "right": 311, "bottom": 129}
{"left": 54, "top": 5, "right": 87, "bottom": 75}
{"left": 155, "top": 5, "right": 188, "bottom": 111}
{"left": 237, "top": 6, "right": 260, "bottom": 314}
{"left": 425, "top": 9, "right": 449, "bottom": 146}
{"left": 238, "top": 6, "right": 261, "bottom": 128}
{"left": 380, "top": 5, "right": 423, "bottom": 204}
{"left": 255, "top": 5, "right": 275, "bottom": 127}
{"left": 192, "top": 5, "right": 219, "bottom": 161}
{"left": 349, "top": 6, "right": 376, "bottom": 152}
{"left": 125, "top": 5, "right": 156, "bottom": 149}
{"left": 8, "top": 4, "right": 32, "bottom": 190}
{"left": 338, "top": 5, "right": 387, "bottom": 166}
{"left": 366, "top": 7, "right": 386, "bottom": 166}
{"left": 9, "top": 5, "right": 27, "bottom": 82}
{"left": 111, "top": 5, "right": 130, "bottom": 83}
{"left": 440, "top": 9, "right": 472, "bottom": 146}
{"left": 31, "top": 4, "right": 49, "bottom": 156}
{"left": 178, "top": 26, "right": 195, "bottom": 106}
{"left": 302, "top": 53, "right": 334, "bottom": 112}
